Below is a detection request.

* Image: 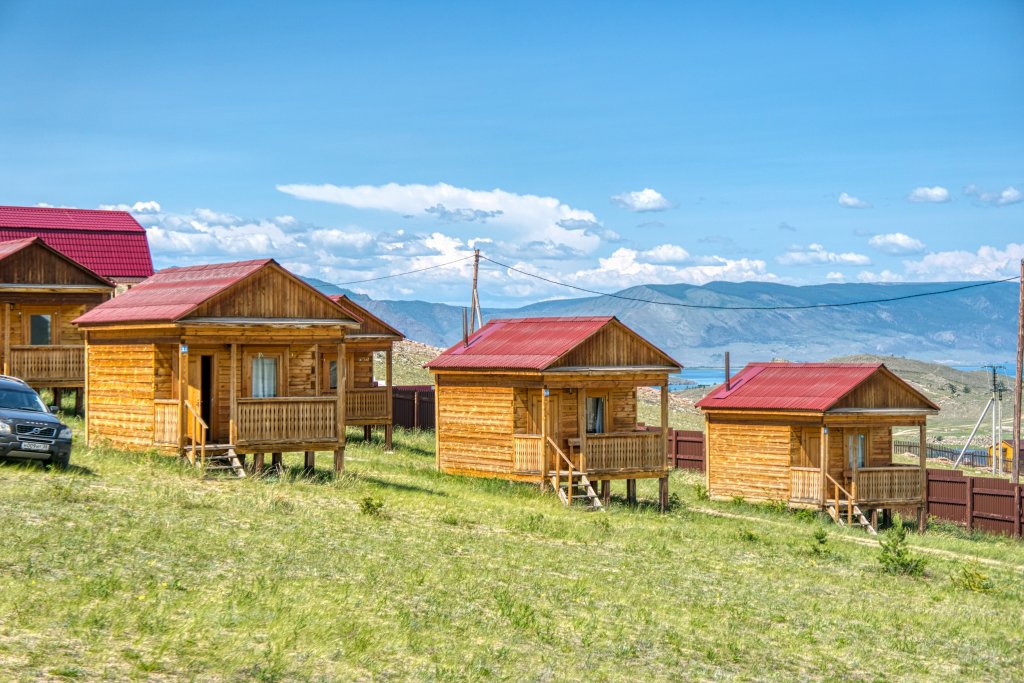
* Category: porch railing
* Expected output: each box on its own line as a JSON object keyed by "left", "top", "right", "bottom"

{"left": 856, "top": 466, "right": 922, "bottom": 504}
{"left": 346, "top": 387, "right": 389, "bottom": 422}
{"left": 512, "top": 434, "right": 545, "bottom": 473}
{"left": 583, "top": 432, "right": 666, "bottom": 474}
{"left": 8, "top": 345, "right": 84, "bottom": 383}
{"left": 790, "top": 467, "right": 822, "bottom": 503}
{"left": 236, "top": 397, "right": 337, "bottom": 445}
{"left": 153, "top": 399, "right": 179, "bottom": 445}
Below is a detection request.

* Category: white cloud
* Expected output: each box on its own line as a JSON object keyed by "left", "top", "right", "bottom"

{"left": 610, "top": 188, "right": 673, "bottom": 212}
{"left": 838, "top": 192, "right": 870, "bottom": 209}
{"left": 98, "top": 200, "right": 162, "bottom": 213}
{"left": 902, "top": 243, "right": 1024, "bottom": 281}
{"left": 907, "top": 186, "right": 950, "bottom": 203}
{"left": 826, "top": 271, "right": 845, "bottom": 281}
{"left": 777, "top": 243, "right": 871, "bottom": 266}
{"left": 553, "top": 248, "right": 773, "bottom": 289}
{"left": 857, "top": 270, "right": 905, "bottom": 283}
{"left": 277, "top": 181, "right": 602, "bottom": 251}
{"left": 640, "top": 244, "right": 691, "bottom": 264}
{"left": 964, "top": 184, "right": 1023, "bottom": 207}
{"left": 868, "top": 232, "right": 926, "bottom": 255}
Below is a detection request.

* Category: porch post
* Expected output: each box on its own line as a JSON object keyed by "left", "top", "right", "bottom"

{"left": 385, "top": 346, "right": 393, "bottom": 451}
{"left": 335, "top": 337, "right": 346, "bottom": 473}
{"left": 660, "top": 381, "right": 669, "bottom": 469}
{"left": 2, "top": 303, "right": 9, "bottom": 375}
{"left": 820, "top": 424, "right": 828, "bottom": 508}
{"left": 540, "top": 385, "right": 548, "bottom": 489}
{"left": 83, "top": 332, "right": 90, "bottom": 445}
{"left": 229, "top": 343, "right": 238, "bottom": 446}
{"left": 178, "top": 341, "right": 188, "bottom": 456}
{"left": 577, "top": 387, "right": 587, "bottom": 471}
{"left": 919, "top": 421, "right": 928, "bottom": 532}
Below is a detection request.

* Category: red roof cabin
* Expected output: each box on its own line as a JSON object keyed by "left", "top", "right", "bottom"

{"left": 74, "top": 259, "right": 365, "bottom": 475}
{"left": 696, "top": 362, "right": 939, "bottom": 532}
{"left": 0, "top": 237, "right": 114, "bottom": 408}
{"left": 426, "top": 316, "right": 682, "bottom": 510}
{"left": 0, "top": 206, "right": 154, "bottom": 287}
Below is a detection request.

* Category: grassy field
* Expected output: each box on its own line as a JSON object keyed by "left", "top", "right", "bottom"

{"left": 2, "top": 428, "right": 1023, "bottom": 681}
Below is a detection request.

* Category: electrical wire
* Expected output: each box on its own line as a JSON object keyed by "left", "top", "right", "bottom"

{"left": 334, "top": 255, "right": 474, "bottom": 285}
{"left": 480, "top": 255, "right": 1020, "bottom": 311}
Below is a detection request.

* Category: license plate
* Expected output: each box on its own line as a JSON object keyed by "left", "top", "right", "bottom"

{"left": 20, "top": 441, "right": 49, "bottom": 452}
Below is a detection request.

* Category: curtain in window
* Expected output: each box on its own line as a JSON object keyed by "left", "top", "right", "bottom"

{"left": 252, "top": 357, "right": 278, "bottom": 398}
{"left": 329, "top": 360, "right": 337, "bottom": 389}
{"left": 586, "top": 396, "right": 605, "bottom": 434}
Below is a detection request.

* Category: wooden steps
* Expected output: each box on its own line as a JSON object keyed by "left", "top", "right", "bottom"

{"left": 185, "top": 445, "right": 246, "bottom": 479}
{"left": 826, "top": 501, "right": 877, "bottom": 535}
{"left": 550, "top": 470, "right": 603, "bottom": 511}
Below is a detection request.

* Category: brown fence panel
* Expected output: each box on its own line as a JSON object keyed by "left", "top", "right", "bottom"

{"left": 670, "top": 430, "right": 705, "bottom": 472}
{"left": 392, "top": 386, "right": 435, "bottom": 430}
{"left": 926, "top": 469, "right": 1022, "bottom": 538}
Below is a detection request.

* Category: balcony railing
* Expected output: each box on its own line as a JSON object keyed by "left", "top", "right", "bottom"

{"left": 512, "top": 434, "right": 545, "bottom": 473}
{"left": 237, "top": 397, "right": 337, "bottom": 446}
{"left": 856, "top": 466, "right": 922, "bottom": 504}
{"left": 346, "top": 387, "right": 389, "bottom": 422}
{"left": 8, "top": 345, "right": 84, "bottom": 384}
{"left": 790, "top": 467, "right": 822, "bottom": 503}
{"left": 582, "top": 431, "right": 667, "bottom": 475}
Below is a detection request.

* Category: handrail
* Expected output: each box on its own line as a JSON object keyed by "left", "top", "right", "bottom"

{"left": 825, "top": 473, "right": 856, "bottom": 526}
{"left": 183, "top": 400, "right": 208, "bottom": 467}
{"left": 548, "top": 436, "right": 575, "bottom": 505}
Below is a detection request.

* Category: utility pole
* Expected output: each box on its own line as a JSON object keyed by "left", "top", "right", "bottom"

{"left": 982, "top": 365, "right": 1005, "bottom": 475}
{"left": 470, "top": 248, "right": 483, "bottom": 332}
{"left": 1014, "top": 258, "right": 1023, "bottom": 484}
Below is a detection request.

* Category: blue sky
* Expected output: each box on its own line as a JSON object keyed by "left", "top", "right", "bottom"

{"left": 0, "top": 1, "right": 1021, "bottom": 305}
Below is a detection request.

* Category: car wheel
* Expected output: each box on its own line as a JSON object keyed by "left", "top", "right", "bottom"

{"left": 49, "top": 452, "right": 70, "bottom": 470}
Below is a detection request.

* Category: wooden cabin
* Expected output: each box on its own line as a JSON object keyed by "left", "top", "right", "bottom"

{"left": 74, "top": 259, "right": 362, "bottom": 472}
{"left": 989, "top": 439, "right": 1020, "bottom": 473}
{"left": 696, "top": 362, "right": 939, "bottom": 532}
{"left": 0, "top": 237, "right": 114, "bottom": 409}
{"left": 319, "top": 295, "right": 404, "bottom": 450}
{"left": 0, "top": 205, "right": 155, "bottom": 289}
{"left": 426, "top": 316, "right": 682, "bottom": 509}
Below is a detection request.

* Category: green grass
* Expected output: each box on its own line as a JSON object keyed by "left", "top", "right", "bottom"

{"left": 2, "top": 430, "right": 1023, "bottom": 681}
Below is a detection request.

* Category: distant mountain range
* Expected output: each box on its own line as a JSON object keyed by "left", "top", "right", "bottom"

{"left": 308, "top": 278, "right": 1020, "bottom": 366}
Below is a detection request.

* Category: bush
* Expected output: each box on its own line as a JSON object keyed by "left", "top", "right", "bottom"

{"left": 359, "top": 496, "right": 386, "bottom": 517}
{"left": 737, "top": 527, "right": 761, "bottom": 543}
{"left": 694, "top": 483, "right": 710, "bottom": 501}
{"left": 879, "top": 513, "right": 925, "bottom": 576}
{"left": 810, "top": 527, "right": 831, "bottom": 557}
{"left": 950, "top": 561, "right": 994, "bottom": 593}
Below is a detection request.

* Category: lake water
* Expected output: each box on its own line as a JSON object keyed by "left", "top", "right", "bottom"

{"left": 671, "top": 367, "right": 727, "bottom": 390}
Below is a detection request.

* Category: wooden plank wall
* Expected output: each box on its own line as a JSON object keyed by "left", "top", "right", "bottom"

{"left": 707, "top": 420, "right": 792, "bottom": 500}
{"left": 832, "top": 372, "right": 931, "bottom": 410}
{"left": 87, "top": 343, "right": 156, "bottom": 449}
{"left": 0, "top": 242, "right": 110, "bottom": 286}
{"left": 189, "top": 265, "right": 349, "bottom": 320}
{"left": 550, "top": 322, "right": 674, "bottom": 368}
{"left": 5, "top": 303, "right": 90, "bottom": 345}
{"left": 437, "top": 385, "right": 514, "bottom": 475}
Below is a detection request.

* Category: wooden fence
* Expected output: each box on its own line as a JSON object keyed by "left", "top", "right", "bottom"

{"left": 392, "top": 385, "right": 435, "bottom": 430}
{"left": 638, "top": 424, "right": 705, "bottom": 471}
{"left": 894, "top": 439, "right": 994, "bottom": 469}
{"left": 926, "top": 469, "right": 1023, "bottom": 538}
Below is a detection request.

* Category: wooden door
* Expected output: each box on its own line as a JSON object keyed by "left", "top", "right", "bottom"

{"left": 187, "top": 353, "right": 218, "bottom": 442}
{"left": 845, "top": 429, "right": 867, "bottom": 481}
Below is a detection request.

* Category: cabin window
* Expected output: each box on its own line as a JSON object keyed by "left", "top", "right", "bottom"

{"left": 328, "top": 360, "right": 337, "bottom": 390}
{"left": 29, "top": 314, "right": 52, "bottom": 345}
{"left": 586, "top": 396, "right": 605, "bottom": 434}
{"left": 251, "top": 356, "right": 279, "bottom": 398}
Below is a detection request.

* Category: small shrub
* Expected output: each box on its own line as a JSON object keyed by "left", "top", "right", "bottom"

{"left": 794, "top": 508, "right": 819, "bottom": 524}
{"left": 694, "top": 483, "right": 710, "bottom": 501}
{"left": 439, "top": 512, "right": 460, "bottom": 526}
{"left": 666, "top": 492, "right": 683, "bottom": 511}
{"left": 879, "top": 513, "right": 925, "bottom": 576}
{"left": 809, "top": 527, "right": 831, "bottom": 556}
{"left": 730, "top": 495, "right": 746, "bottom": 506}
{"left": 737, "top": 527, "right": 761, "bottom": 543}
{"left": 359, "top": 496, "right": 386, "bottom": 517}
{"left": 950, "top": 561, "right": 994, "bottom": 593}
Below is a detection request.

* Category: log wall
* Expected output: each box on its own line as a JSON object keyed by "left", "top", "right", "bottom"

{"left": 707, "top": 420, "right": 792, "bottom": 501}
{"left": 437, "top": 385, "right": 515, "bottom": 476}
{"left": 86, "top": 343, "right": 155, "bottom": 450}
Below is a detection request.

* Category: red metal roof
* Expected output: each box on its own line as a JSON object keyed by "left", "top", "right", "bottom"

{"left": 426, "top": 316, "right": 682, "bottom": 371}
{"left": 0, "top": 206, "right": 154, "bottom": 280}
{"left": 696, "top": 362, "right": 911, "bottom": 411}
{"left": 74, "top": 259, "right": 274, "bottom": 325}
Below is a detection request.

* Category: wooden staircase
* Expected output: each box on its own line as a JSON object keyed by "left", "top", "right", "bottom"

{"left": 185, "top": 444, "right": 246, "bottom": 479}
{"left": 826, "top": 500, "right": 876, "bottom": 535}
{"left": 550, "top": 470, "right": 603, "bottom": 510}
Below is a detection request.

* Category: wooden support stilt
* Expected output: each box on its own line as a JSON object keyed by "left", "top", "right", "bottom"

{"left": 870, "top": 508, "right": 878, "bottom": 532}
{"left": 54, "top": 388, "right": 63, "bottom": 411}
{"left": 363, "top": 425, "right": 372, "bottom": 442}
{"left": 252, "top": 452, "right": 265, "bottom": 473}
{"left": 385, "top": 424, "right": 393, "bottom": 451}
{"left": 304, "top": 450, "right": 315, "bottom": 474}
{"left": 601, "top": 480, "right": 610, "bottom": 506}
{"left": 626, "top": 479, "right": 637, "bottom": 505}
{"left": 74, "top": 388, "right": 83, "bottom": 416}
{"left": 237, "top": 453, "right": 247, "bottom": 469}
{"left": 659, "top": 477, "right": 669, "bottom": 512}
{"left": 272, "top": 452, "right": 283, "bottom": 475}
{"left": 334, "top": 447, "right": 345, "bottom": 473}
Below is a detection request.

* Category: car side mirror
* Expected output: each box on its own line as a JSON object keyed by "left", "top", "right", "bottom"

{"left": 48, "top": 405, "right": 58, "bottom": 414}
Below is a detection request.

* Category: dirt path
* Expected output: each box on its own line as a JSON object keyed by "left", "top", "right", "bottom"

{"left": 693, "top": 506, "right": 1024, "bottom": 573}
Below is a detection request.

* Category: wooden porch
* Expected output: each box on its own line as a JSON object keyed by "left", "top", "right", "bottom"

{"left": 4, "top": 344, "right": 85, "bottom": 386}
{"left": 513, "top": 431, "right": 667, "bottom": 477}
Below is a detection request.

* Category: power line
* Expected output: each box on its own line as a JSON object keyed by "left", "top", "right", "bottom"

{"left": 480, "top": 255, "right": 1020, "bottom": 311}
{"left": 334, "top": 255, "right": 474, "bottom": 285}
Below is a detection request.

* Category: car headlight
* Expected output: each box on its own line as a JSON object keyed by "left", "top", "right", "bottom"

{"left": 0, "top": 422, "right": 10, "bottom": 435}
{"left": 58, "top": 427, "right": 72, "bottom": 440}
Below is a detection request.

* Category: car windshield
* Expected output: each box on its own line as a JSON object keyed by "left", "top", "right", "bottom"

{"left": 0, "top": 388, "right": 48, "bottom": 412}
